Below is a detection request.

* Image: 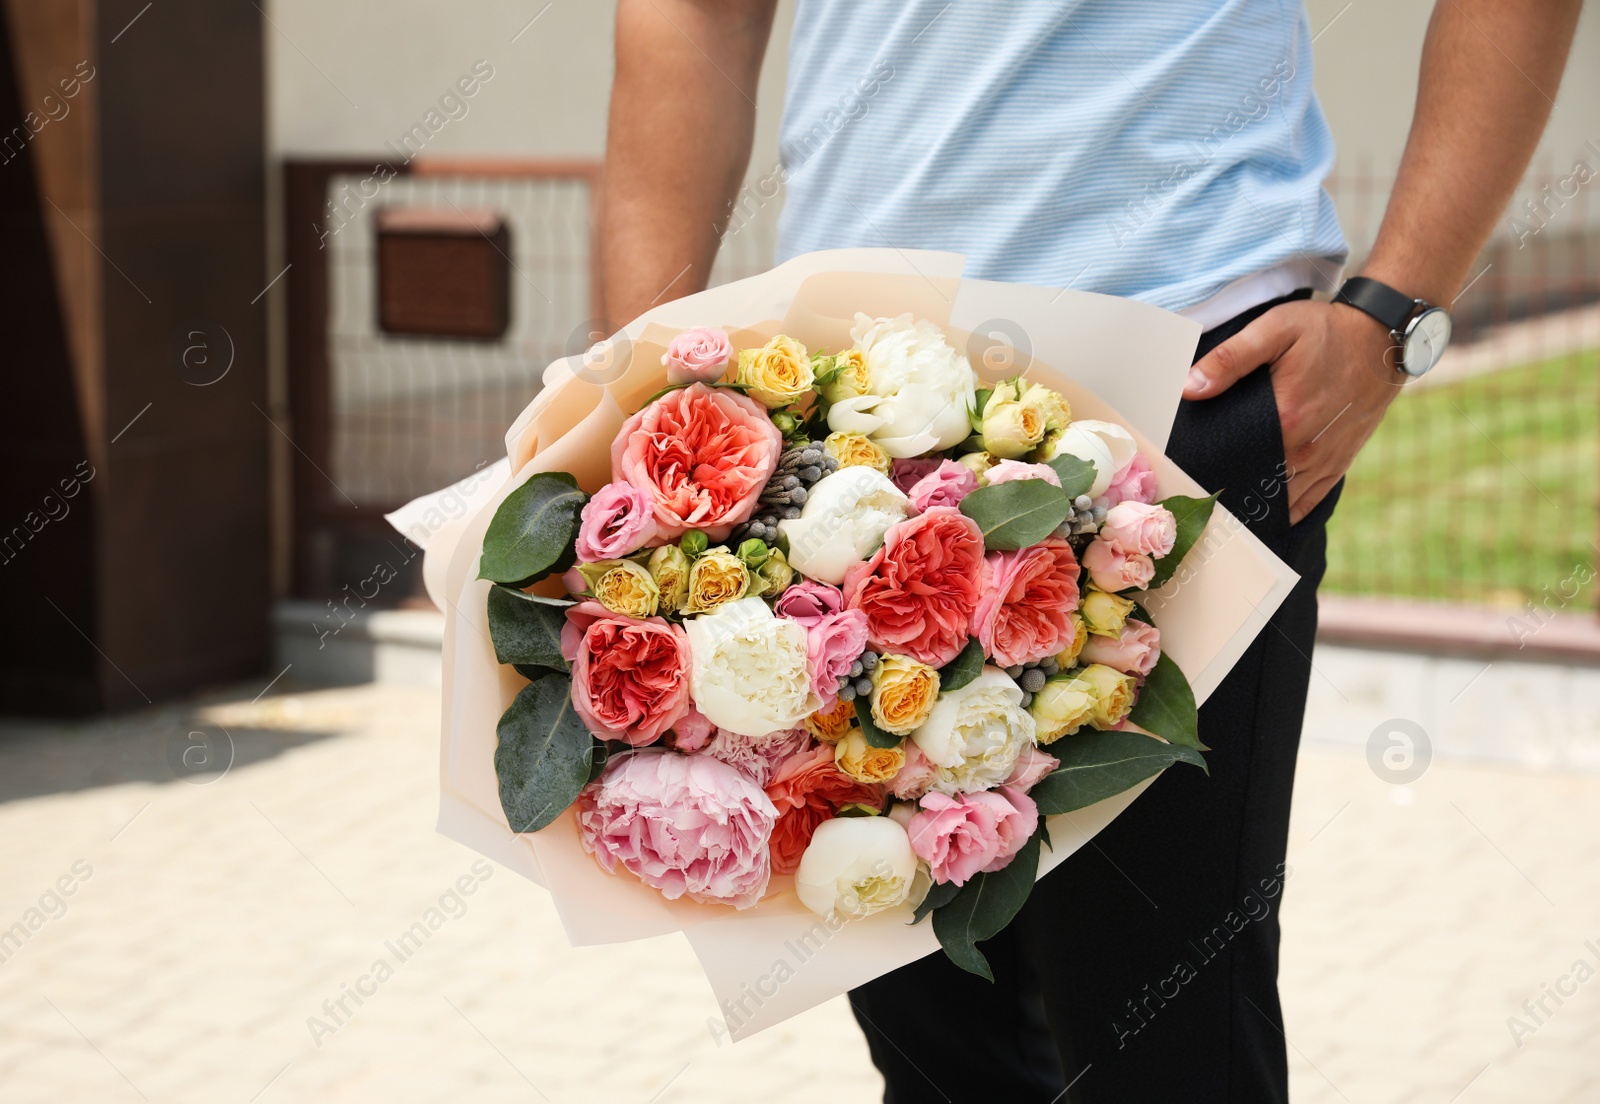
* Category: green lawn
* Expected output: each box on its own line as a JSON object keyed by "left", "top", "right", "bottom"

{"left": 1324, "top": 346, "right": 1599, "bottom": 611}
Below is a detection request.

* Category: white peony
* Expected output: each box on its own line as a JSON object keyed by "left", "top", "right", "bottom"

{"left": 778, "top": 465, "right": 909, "bottom": 585}
{"left": 827, "top": 313, "right": 977, "bottom": 458}
{"left": 795, "top": 816, "right": 921, "bottom": 920}
{"left": 684, "top": 597, "right": 822, "bottom": 738}
{"left": 1039, "top": 419, "right": 1137, "bottom": 498}
{"left": 912, "top": 667, "right": 1038, "bottom": 794}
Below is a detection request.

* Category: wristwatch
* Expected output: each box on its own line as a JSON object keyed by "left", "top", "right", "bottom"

{"left": 1333, "top": 276, "right": 1452, "bottom": 378}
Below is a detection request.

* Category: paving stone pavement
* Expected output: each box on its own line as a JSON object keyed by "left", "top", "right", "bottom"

{"left": 0, "top": 680, "right": 1596, "bottom": 1103}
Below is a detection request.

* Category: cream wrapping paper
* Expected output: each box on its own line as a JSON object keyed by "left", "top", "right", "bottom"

{"left": 391, "top": 249, "right": 1301, "bottom": 1040}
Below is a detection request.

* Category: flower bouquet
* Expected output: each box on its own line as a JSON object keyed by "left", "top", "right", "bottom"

{"left": 391, "top": 249, "right": 1299, "bottom": 1040}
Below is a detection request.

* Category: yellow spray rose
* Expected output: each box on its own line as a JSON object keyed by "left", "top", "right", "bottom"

{"left": 818, "top": 348, "right": 871, "bottom": 403}
{"left": 982, "top": 379, "right": 1048, "bottom": 459}
{"left": 835, "top": 728, "right": 907, "bottom": 785}
{"left": 959, "top": 451, "right": 998, "bottom": 481}
{"left": 1030, "top": 675, "right": 1097, "bottom": 744}
{"left": 806, "top": 698, "right": 857, "bottom": 744}
{"left": 1080, "top": 587, "right": 1135, "bottom": 637}
{"left": 1077, "top": 662, "right": 1138, "bottom": 729}
{"left": 750, "top": 546, "right": 795, "bottom": 598}
{"left": 1025, "top": 383, "right": 1071, "bottom": 434}
{"left": 736, "top": 334, "right": 813, "bottom": 409}
{"left": 870, "top": 654, "right": 940, "bottom": 736}
{"left": 1057, "top": 610, "right": 1089, "bottom": 668}
{"left": 648, "top": 544, "right": 691, "bottom": 613}
{"left": 824, "top": 431, "right": 892, "bottom": 475}
{"left": 684, "top": 549, "right": 750, "bottom": 615}
{"left": 592, "top": 560, "right": 660, "bottom": 618}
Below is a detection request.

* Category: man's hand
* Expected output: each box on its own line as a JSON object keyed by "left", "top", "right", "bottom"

{"left": 1183, "top": 300, "right": 1403, "bottom": 524}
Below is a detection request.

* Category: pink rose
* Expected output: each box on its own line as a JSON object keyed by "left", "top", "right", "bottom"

{"left": 844, "top": 508, "right": 985, "bottom": 668}
{"left": 575, "top": 480, "right": 659, "bottom": 562}
{"left": 576, "top": 751, "right": 776, "bottom": 909}
{"left": 613, "top": 383, "right": 782, "bottom": 541}
{"left": 765, "top": 745, "right": 884, "bottom": 875}
{"left": 1082, "top": 538, "right": 1155, "bottom": 592}
{"left": 907, "top": 461, "right": 978, "bottom": 512}
{"left": 661, "top": 326, "right": 733, "bottom": 385}
{"left": 773, "top": 580, "right": 845, "bottom": 626}
{"left": 907, "top": 788, "right": 1039, "bottom": 886}
{"left": 1104, "top": 454, "right": 1158, "bottom": 508}
{"left": 668, "top": 706, "right": 714, "bottom": 752}
{"left": 889, "top": 457, "right": 942, "bottom": 495}
{"left": 1101, "top": 501, "right": 1177, "bottom": 558}
{"left": 887, "top": 741, "right": 939, "bottom": 801}
{"left": 984, "top": 460, "right": 1060, "bottom": 488}
{"left": 561, "top": 600, "right": 691, "bottom": 746}
{"left": 1004, "top": 746, "right": 1059, "bottom": 792}
{"left": 699, "top": 726, "right": 815, "bottom": 787}
{"left": 970, "top": 537, "right": 1082, "bottom": 668}
{"left": 1080, "top": 619, "right": 1162, "bottom": 677}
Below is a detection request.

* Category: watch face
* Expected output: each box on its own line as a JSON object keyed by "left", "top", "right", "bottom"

{"left": 1403, "top": 308, "right": 1452, "bottom": 376}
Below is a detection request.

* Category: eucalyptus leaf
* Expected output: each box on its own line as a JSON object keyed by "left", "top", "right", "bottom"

{"left": 854, "top": 696, "right": 904, "bottom": 750}
{"left": 487, "top": 585, "right": 572, "bottom": 673}
{"left": 1126, "top": 602, "right": 1154, "bottom": 625}
{"left": 1148, "top": 493, "right": 1220, "bottom": 589}
{"left": 1127, "top": 651, "right": 1206, "bottom": 750}
{"left": 937, "top": 637, "right": 986, "bottom": 693}
{"left": 1028, "top": 730, "right": 1206, "bottom": 817}
{"left": 932, "top": 832, "right": 1043, "bottom": 980}
{"left": 494, "top": 673, "right": 597, "bottom": 833}
{"left": 910, "top": 879, "right": 961, "bottom": 926}
{"left": 1046, "top": 453, "right": 1098, "bottom": 500}
{"left": 478, "top": 472, "right": 588, "bottom": 586}
{"left": 959, "top": 479, "right": 1071, "bottom": 551}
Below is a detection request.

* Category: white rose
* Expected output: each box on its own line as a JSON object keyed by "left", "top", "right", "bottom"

{"left": 1039, "top": 419, "right": 1138, "bottom": 498}
{"left": 912, "top": 667, "right": 1038, "bottom": 794}
{"left": 826, "top": 313, "right": 977, "bottom": 458}
{"left": 795, "top": 816, "right": 921, "bottom": 920}
{"left": 778, "top": 466, "right": 909, "bottom": 585}
{"left": 684, "top": 597, "right": 821, "bottom": 738}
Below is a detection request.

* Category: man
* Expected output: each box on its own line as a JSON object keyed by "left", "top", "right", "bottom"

{"left": 600, "top": 2, "right": 1580, "bottom": 1099}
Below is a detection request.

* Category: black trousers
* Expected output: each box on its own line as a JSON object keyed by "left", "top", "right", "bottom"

{"left": 850, "top": 290, "right": 1342, "bottom": 1103}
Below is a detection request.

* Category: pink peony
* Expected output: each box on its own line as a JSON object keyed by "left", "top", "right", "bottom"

{"left": 561, "top": 601, "right": 691, "bottom": 746}
{"left": 1080, "top": 619, "right": 1162, "bottom": 677}
{"left": 1104, "top": 454, "right": 1158, "bottom": 508}
{"left": 907, "top": 461, "right": 979, "bottom": 513}
{"left": 970, "top": 537, "right": 1082, "bottom": 668}
{"left": 889, "top": 457, "right": 942, "bottom": 495}
{"left": 906, "top": 788, "right": 1039, "bottom": 886}
{"left": 661, "top": 326, "right": 732, "bottom": 385}
{"left": 887, "top": 741, "right": 939, "bottom": 801}
{"left": 1082, "top": 538, "right": 1155, "bottom": 592}
{"left": 843, "top": 508, "right": 985, "bottom": 668}
{"left": 1101, "top": 501, "right": 1177, "bottom": 558}
{"left": 773, "top": 580, "right": 845, "bottom": 626}
{"left": 612, "top": 383, "right": 782, "bottom": 541}
{"left": 1004, "top": 746, "right": 1059, "bottom": 791}
{"left": 575, "top": 480, "right": 659, "bottom": 562}
{"left": 765, "top": 745, "right": 884, "bottom": 875}
{"left": 576, "top": 751, "right": 776, "bottom": 909}
{"left": 700, "top": 726, "right": 816, "bottom": 788}
{"left": 984, "top": 460, "right": 1060, "bottom": 488}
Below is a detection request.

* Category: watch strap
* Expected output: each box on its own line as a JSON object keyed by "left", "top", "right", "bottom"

{"left": 1334, "top": 276, "right": 1417, "bottom": 334}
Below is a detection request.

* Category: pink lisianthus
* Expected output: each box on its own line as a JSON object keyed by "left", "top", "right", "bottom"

{"left": 843, "top": 508, "right": 985, "bottom": 668}
{"left": 983, "top": 460, "right": 1060, "bottom": 488}
{"left": 1004, "top": 746, "right": 1059, "bottom": 792}
{"left": 906, "top": 461, "right": 978, "bottom": 513}
{"left": 970, "top": 537, "right": 1082, "bottom": 668}
{"left": 1101, "top": 501, "right": 1177, "bottom": 558}
{"left": 889, "top": 457, "right": 942, "bottom": 495}
{"left": 576, "top": 750, "right": 776, "bottom": 909}
{"left": 906, "top": 787, "right": 1039, "bottom": 886}
{"left": 661, "top": 326, "right": 733, "bottom": 385}
{"left": 887, "top": 741, "right": 939, "bottom": 801}
{"left": 773, "top": 580, "right": 845, "bottom": 626}
{"left": 1080, "top": 619, "right": 1162, "bottom": 677}
{"left": 1104, "top": 454, "right": 1158, "bottom": 508}
{"left": 612, "top": 383, "right": 782, "bottom": 541}
{"left": 575, "top": 480, "right": 658, "bottom": 562}
{"left": 775, "top": 580, "right": 867, "bottom": 706}
{"left": 561, "top": 601, "right": 691, "bottom": 746}
{"left": 699, "top": 726, "right": 815, "bottom": 788}
{"left": 1082, "top": 538, "right": 1156, "bottom": 592}
{"left": 765, "top": 745, "right": 884, "bottom": 875}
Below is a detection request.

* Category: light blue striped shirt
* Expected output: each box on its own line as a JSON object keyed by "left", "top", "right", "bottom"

{"left": 774, "top": 0, "right": 1348, "bottom": 324}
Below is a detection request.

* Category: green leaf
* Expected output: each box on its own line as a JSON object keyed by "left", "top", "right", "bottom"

{"left": 1127, "top": 651, "right": 1206, "bottom": 750}
{"left": 479, "top": 472, "right": 588, "bottom": 586}
{"left": 638, "top": 381, "right": 691, "bottom": 407}
{"left": 854, "top": 696, "right": 904, "bottom": 749}
{"left": 968, "top": 388, "right": 993, "bottom": 433}
{"left": 494, "top": 673, "right": 597, "bottom": 833}
{"left": 1148, "top": 493, "right": 1220, "bottom": 589}
{"left": 585, "top": 740, "right": 610, "bottom": 784}
{"left": 910, "top": 879, "right": 961, "bottom": 926}
{"left": 1028, "top": 730, "right": 1206, "bottom": 816}
{"left": 487, "top": 585, "right": 573, "bottom": 673}
{"left": 937, "top": 637, "right": 986, "bottom": 693}
{"left": 1126, "top": 602, "right": 1154, "bottom": 625}
{"left": 1046, "top": 453, "right": 1098, "bottom": 500}
{"left": 959, "top": 479, "right": 1071, "bottom": 551}
{"left": 932, "top": 832, "right": 1043, "bottom": 980}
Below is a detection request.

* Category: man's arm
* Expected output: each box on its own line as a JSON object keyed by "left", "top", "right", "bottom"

{"left": 600, "top": 0, "right": 779, "bottom": 326}
{"left": 1184, "top": 0, "right": 1582, "bottom": 523}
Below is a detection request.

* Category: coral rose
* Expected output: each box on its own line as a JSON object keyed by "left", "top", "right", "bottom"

{"left": 764, "top": 745, "right": 884, "bottom": 875}
{"left": 843, "top": 507, "right": 984, "bottom": 668}
{"left": 970, "top": 537, "right": 1083, "bottom": 668}
{"left": 612, "top": 383, "right": 782, "bottom": 541}
{"left": 560, "top": 601, "right": 691, "bottom": 746}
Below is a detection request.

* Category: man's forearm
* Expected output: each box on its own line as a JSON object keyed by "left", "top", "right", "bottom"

{"left": 600, "top": 0, "right": 777, "bottom": 325}
{"left": 1361, "top": 0, "right": 1582, "bottom": 306}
